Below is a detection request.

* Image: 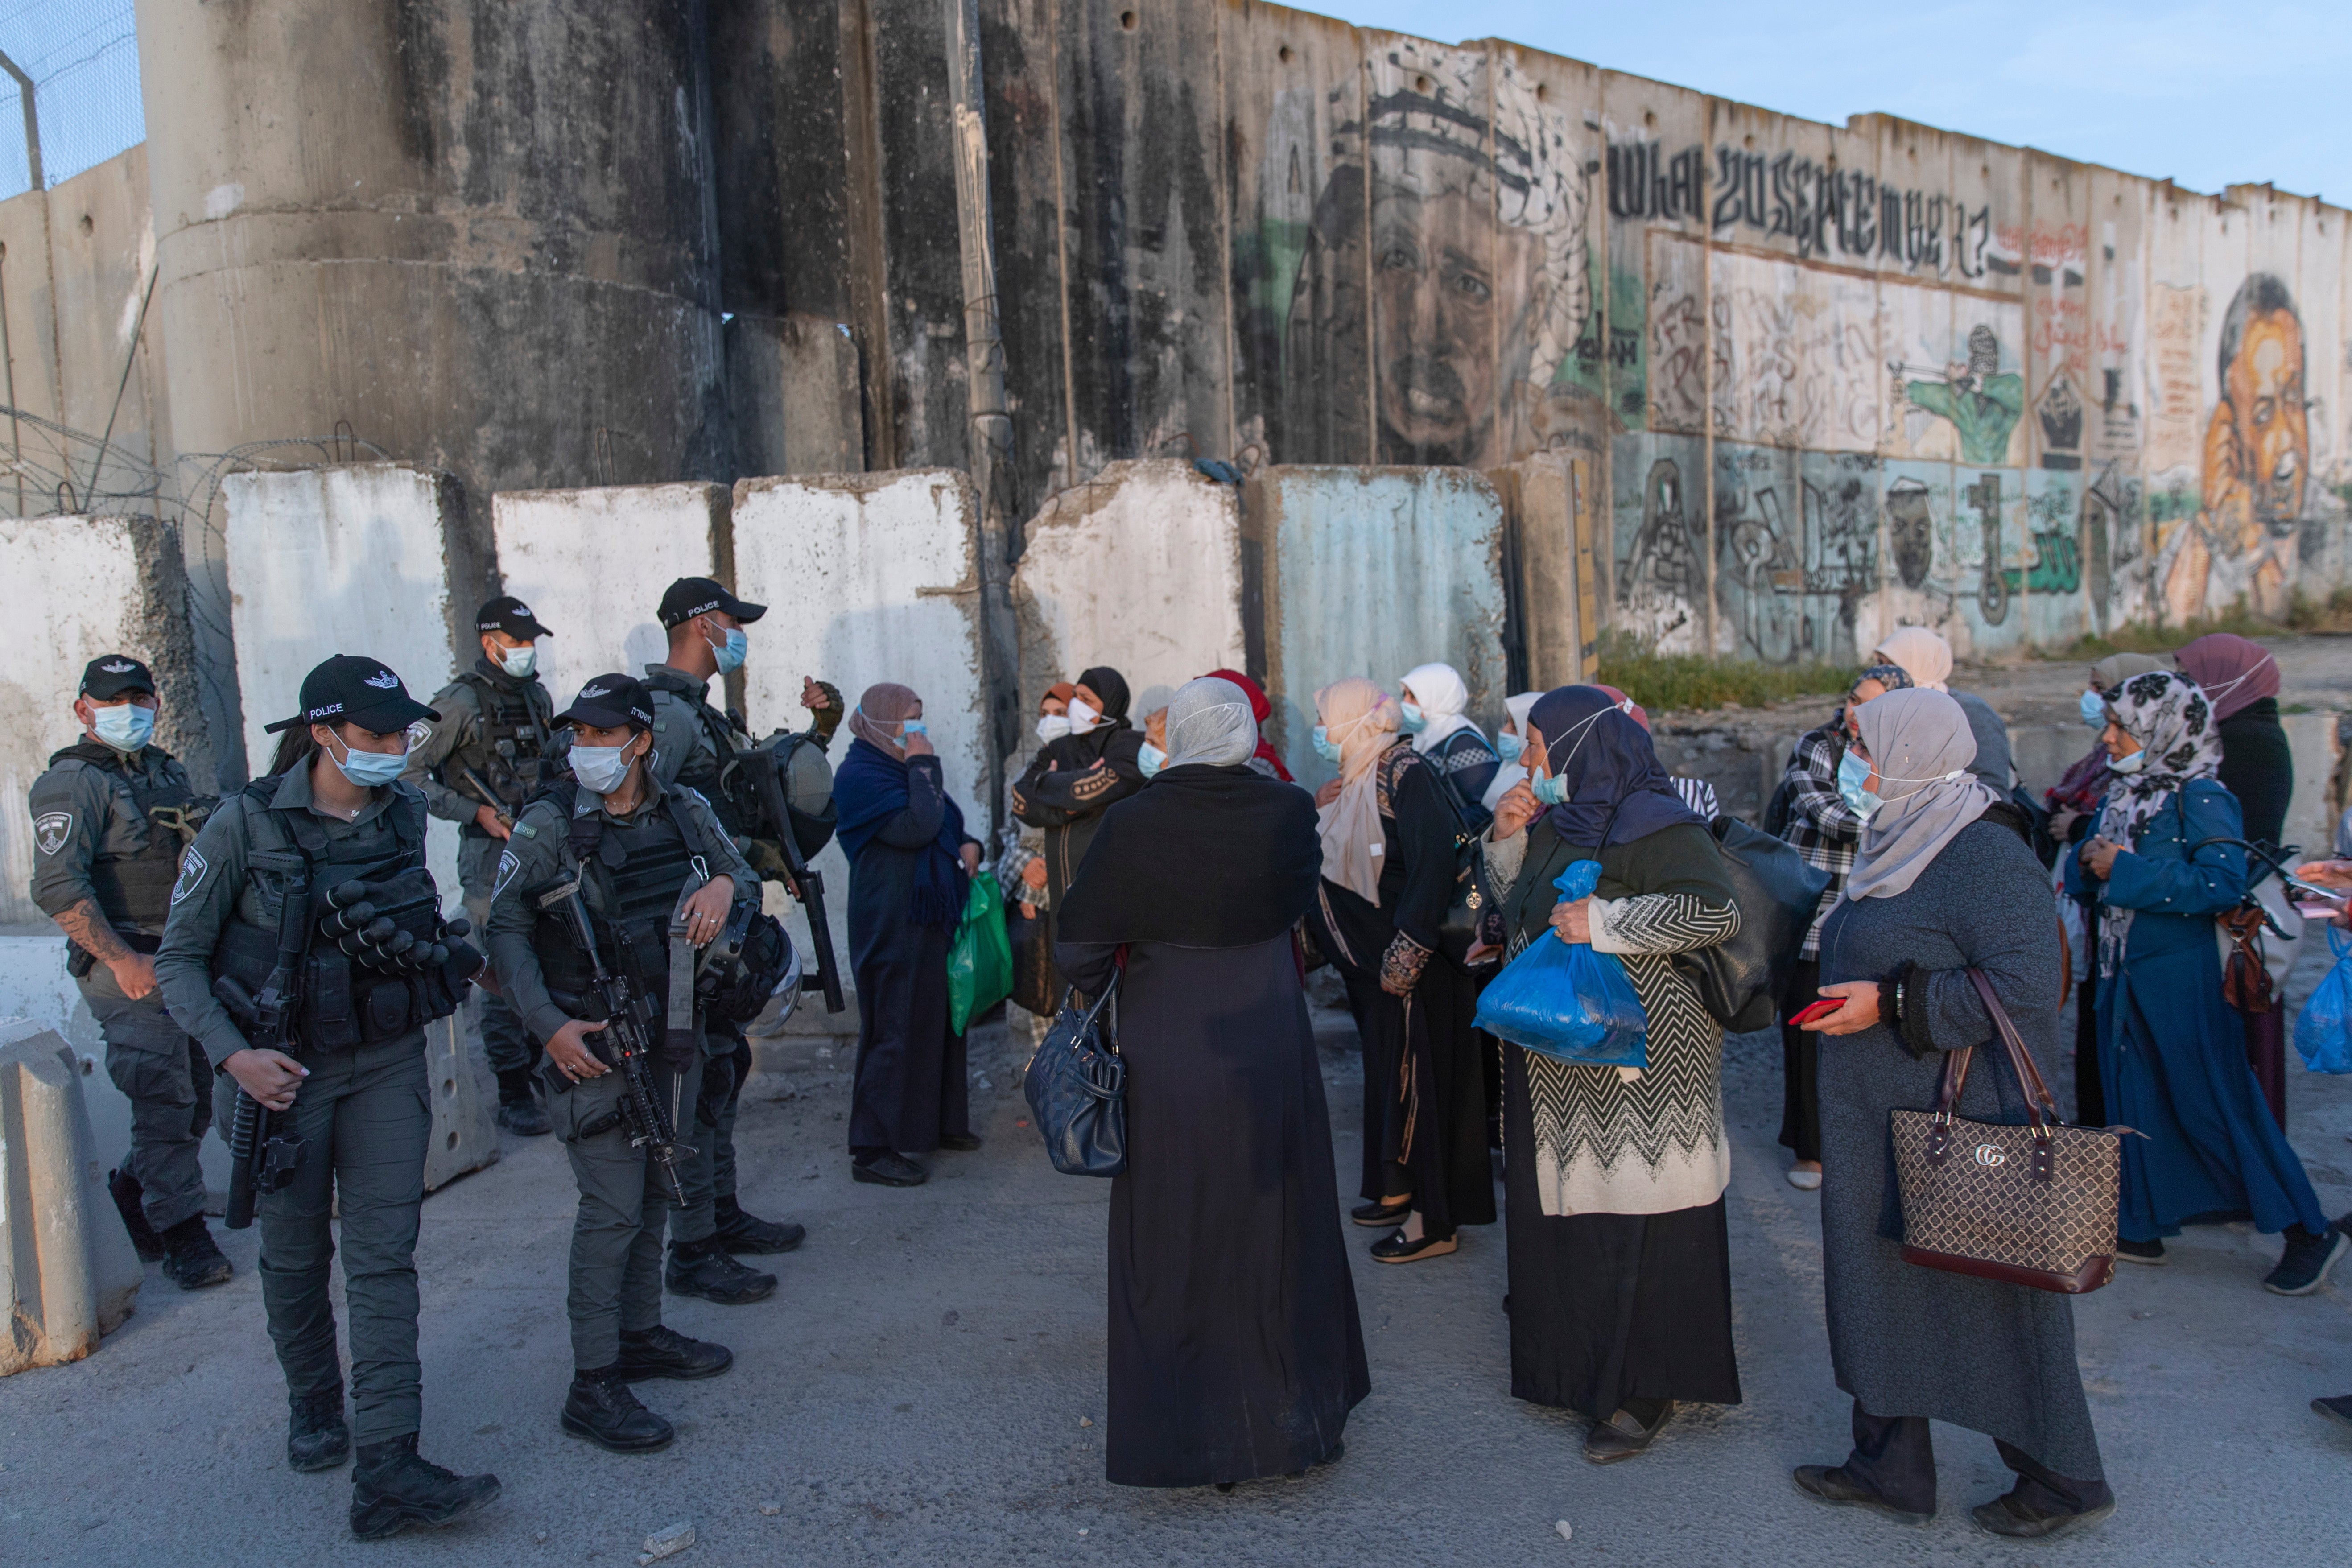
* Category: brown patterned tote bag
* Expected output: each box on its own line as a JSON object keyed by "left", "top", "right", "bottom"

{"left": 1888, "top": 969, "right": 2122, "bottom": 1294}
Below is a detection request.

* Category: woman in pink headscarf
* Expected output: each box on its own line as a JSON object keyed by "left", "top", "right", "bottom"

{"left": 2174, "top": 634, "right": 2287, "bottom": 844}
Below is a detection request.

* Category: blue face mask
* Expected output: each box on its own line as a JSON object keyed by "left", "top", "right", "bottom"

{"left": 1138, "top": 742, "right": 1167, "bottom": 779}
{"left": 1836, "top": 749, "right": 1882, "bottom": 820}
{"left": 1496, "top": 731, "right": 1524, "bottom": 764}
{"left": 1311, "top": 724, "right": 1342, "bottom": 764}
{"left": 1531, "top": 770, "right": 1568, "bottom": 805}
{"left": 1398, "top": 701, "right": 1428, "bottom": 733}
{"left": 91, "top": 701, "right": 155, "bottom": 753}
{"left": 327, "top": 731, "right": 408, "bottom": 789}
{"left": 2078, "top": 688, "right": 2106, "bottom": 728}
{"left": 900, "top": 718, "right": 927, "bottom": 738}
{"left": 500, "top": 644, "right": 538, "bottom": 678}
{"left": 2106, "top": 746, "right": 2146, "bottom": 776}
{"left": 709, "top": 626, "right": 748, "bottom": 674}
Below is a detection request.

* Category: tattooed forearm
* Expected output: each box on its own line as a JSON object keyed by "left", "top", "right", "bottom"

{"left": 54, "top": 898, "right": 133, "bottom": 964}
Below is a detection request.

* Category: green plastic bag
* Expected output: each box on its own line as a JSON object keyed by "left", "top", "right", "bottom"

{"left": 947, "top": 872, "right": 1015, "bottom": 1034}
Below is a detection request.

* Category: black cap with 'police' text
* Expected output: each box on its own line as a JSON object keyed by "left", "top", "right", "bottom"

{"left": 656, "top": 576, "right": 766, "bottom": 630}
{"left": 551, "top": 673, "right": 656, "bottom": 733}
{"left": 80, "top": 654, "right": 156, "bottom": 701}
{"left": 263, "top": 655, "right": 441, "bottom": 734}
{"left": 476, "top": 594, "right": 553, "bottom": 640}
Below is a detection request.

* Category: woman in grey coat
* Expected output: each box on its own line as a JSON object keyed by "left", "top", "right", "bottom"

{"left": 1793, "top": 688, "right": 2112, "bottom": 1541}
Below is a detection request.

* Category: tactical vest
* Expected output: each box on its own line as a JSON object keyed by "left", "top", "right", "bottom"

{"left": 210, "top": 781, "right": 462, "bottom": 1050}
{"left": 49, "top": 741, "right": 206, "bottom": 934}
{"left": 449, "top": 667, "right": 555, "bottom": 829}
{"left": 529, "top": 781, "right": 715, "bottom": 1011}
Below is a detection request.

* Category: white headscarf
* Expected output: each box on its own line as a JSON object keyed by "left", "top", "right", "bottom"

{"left": 1400, "top": 661, "right": 1479, "bottom": 755}
{"left": 1163, "top": 677, "right": 1259, "bottom": 768}
{"left": 1480, "top": 690, "right": 1544, "bottom": 812}
{"left": 1873, "top": 626, "right": 1954, "bottom": 693}
{"left": 1844, "top": 689, "right": 1999, "bottom": 902}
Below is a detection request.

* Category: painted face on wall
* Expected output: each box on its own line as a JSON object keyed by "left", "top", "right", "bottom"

{"left": 2222, "top": 305, "right": 2307, "bottom": 532}
{"left": 1370, "top": 186, "right": 1539, "bottom": 464}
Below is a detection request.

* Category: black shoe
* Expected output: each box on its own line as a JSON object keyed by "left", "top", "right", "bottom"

{"left": 664, "top": 1240, "right": 777, "bottom": 1304}
{"left": 937, "top": 1131, "right": 983, "bottom": 1152}
{"left": 287, "top": 1387, "right": 351, "bottom": 1473}
{"left": 1351, "top": 1196, "right": 1411, "bottom": 1227}
{"left": 1970, "top": 1489, "right": 2117, "bottom": 1539}
{"left": 2264, "top": 1225, "right": 2350, "bottom": 1296}
{"left": 2313, "top": 1394, "right": 2352, "bottom": 1429}
{"left": 714, "top": 1195, "right": 805, "bottom": 1254}
{"left": 852, "top": 1153, "right": 928, "bottom": 1187}
{"left": 615, "top": 1324, "right": 734, "bottom": 1382}
{"left": 347, "top": 1434, "right": 501, "bottom": 1540}
{"left": 1582, "top": 1401, "right": 1674, "bottom": 1465}
{"left": 1370, "top": 1228, "right": 1457, "bottom": 1264}
{"left": 2114, "top": 1237, "right": 2166, "bottom": 1265}
{"left": 108, "top": 1168, "right": 165, "bottom": 1261}
{"left": 160, "top": 1215, "right": 233, "bottom": 1290}
{"left": 1792, "top": 1464, "right": 1934, "bottom": 1525}
{"left": 559, "top": 1368, "right": 676, "bottom": 1453}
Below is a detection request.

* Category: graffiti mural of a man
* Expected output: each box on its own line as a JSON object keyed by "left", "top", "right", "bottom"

{"left": 2160, "top": 273, "right": 2308, "bottom": 622}
{"left": 1902, "top": 324, "right": 2025, "bottom": 465}
{"left": 1280, "top": 43, "right": 1590, "bottom": 469}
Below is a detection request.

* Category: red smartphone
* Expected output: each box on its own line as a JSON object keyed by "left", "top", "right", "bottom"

{"left": 1788, "top": 998, "right": 1843, "bottom": 1027}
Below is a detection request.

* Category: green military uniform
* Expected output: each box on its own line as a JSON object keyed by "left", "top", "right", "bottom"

{"left": 401, "top": 654, "right": 558, "bottom": 1087}
{"left": 486, "top": 767, "right": 757, "bottom": 1370}
{"left": 28, "top": 737, "right": 214, "bottom": 1238}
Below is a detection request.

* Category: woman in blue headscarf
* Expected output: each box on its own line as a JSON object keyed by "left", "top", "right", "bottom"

{"left": 1479, "top": 685, "right": 1742, "bottom": 1465}
{"left": 834, "top": 682, "right": 983, "bottom": 1188}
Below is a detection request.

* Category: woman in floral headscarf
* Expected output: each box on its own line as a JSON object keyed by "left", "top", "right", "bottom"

{"left": 2063, "top": 671, "right": 2341, "bottom": 1294}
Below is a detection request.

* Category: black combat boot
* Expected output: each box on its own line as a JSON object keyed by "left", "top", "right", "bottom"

{"left": 615, "top": 1324, "right": 734, "bottom": 1381}
{"left": 160, "top": 1214, "right": 233, "bottom": 1290}
{"left": 560, "top": 1367, "right": 676, "bottom": 1452}
{"left": 108, "top": 1168, "right": 165, "bottom": 1260}
{"left": 664, "top": 1238, "right": 776, "bottom": 1304}
{"left": 347, "top": 1433, "right": 501, "bottom": 1540}
{"left": 493, "top": 1069, "right": 552, "bottom": 1137}
{"left": 713, "top": 1194, "right": 805, "bottom": 1254}
{"left": 287, "top": 1386, "right": 351, "bottom": 1472}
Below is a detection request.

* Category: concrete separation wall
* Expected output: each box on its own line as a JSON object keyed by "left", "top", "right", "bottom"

{"left": 0, "top": 513, "right": 197, "bottom": 925}
{"left": 0, "top": 1024, "right": 144, "bottom": 1374}
{"left": 1013, "top": 460, "right": 1247, "bottom": 721}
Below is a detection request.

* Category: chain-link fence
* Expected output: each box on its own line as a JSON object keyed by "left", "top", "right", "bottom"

{"left": 0, "top": 0, "right": 143, "bottom": 198}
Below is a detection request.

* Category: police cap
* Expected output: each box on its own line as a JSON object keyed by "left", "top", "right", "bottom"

{"left": 264, "top": 655, "right": 441, "bottom": 734}
{"left": 476, "top": 594, "right": 553, "bottom": 640}
{"left": 657, "top": 576, "right": 766, "bottom": 630}
{"left": 80, "top": 654, "right": 156, "bottom": 701}
{"left": 553, "top": 673, "right": 656, "bottom": 733}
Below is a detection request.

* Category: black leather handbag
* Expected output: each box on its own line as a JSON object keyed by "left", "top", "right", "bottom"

{"left": 1021, "top": 972, "right": 1126, "bottom": 1176}
{"left": 1671, "top": 816, "right": 1831, "bottom": 1032}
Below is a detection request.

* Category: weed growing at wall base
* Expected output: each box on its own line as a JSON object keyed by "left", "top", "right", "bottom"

{"left": 1593, "top": 635, "right": 1859, "bottom": 714}
{"left": 2044, "top": 588, "right": 2352, "bottom": 659}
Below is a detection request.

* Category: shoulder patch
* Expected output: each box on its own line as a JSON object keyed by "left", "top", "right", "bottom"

{"left": 492, "top": 849, "right": 522, "bottom": 900}
{"left": 170, "top": 846, "right": 209, "bottom": 905}
{"left": 33, "top": 811, "right": 73, "bottom": 856}
{"left": 512, "top": 820, "right": 538, "bottom": 838}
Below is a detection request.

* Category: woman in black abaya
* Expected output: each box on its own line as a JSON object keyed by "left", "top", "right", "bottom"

{"left": 1056, "top": 677, "right": 1368, "bottom": 1490}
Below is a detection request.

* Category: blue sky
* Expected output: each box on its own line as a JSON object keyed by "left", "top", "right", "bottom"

{"left": 0, "top": 0, "right": 141, "bottom": 196}
{"left": 1341, "top": 0, "right": 2352, "bottom": 204}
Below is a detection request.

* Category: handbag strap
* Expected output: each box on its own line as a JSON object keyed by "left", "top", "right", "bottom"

{"left": 1931, "top": 967, "right": 2060, "bottom": 1180}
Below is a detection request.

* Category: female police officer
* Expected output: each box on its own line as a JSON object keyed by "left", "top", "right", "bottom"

{"left": 156, "top": 655, "right": 501, "bottom": 1541}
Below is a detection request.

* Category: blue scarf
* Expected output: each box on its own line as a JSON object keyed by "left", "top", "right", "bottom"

{"left": 834, "top": 736, "right": 970, "bottom": 928}
{"left": 1528, "top": 685, "right": 1705, "bottom": 850}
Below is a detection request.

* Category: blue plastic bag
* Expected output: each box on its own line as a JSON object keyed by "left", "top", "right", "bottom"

{"left": 2294, "top": 925, "right": 2352, "bottom": 1074}
{"left": 1471, "top": 860, "right": 1648, "bottom": 1069}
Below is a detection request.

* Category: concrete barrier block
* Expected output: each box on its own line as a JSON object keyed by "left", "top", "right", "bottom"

{"left": 420, "top": 1012, "right": 499, "bottom": 1193}
{"left": 1014, "top": 459, "right": 1246, "bottom": 719}
{"left": 0, "top": 1025, "right": 144, "bottom": 1375}
{"left": 0, "top": 513, "right": 197, "bottom": 925}
{"left": 489, "top": 483, "right": 731, "bottom": 704}
{"left": 1488, "top": 452, "right": 1598, "bottom": 690}
{"left": 1245, "top": 467, "right": 1509, "bottom": 783}
{"left": 730, "top": 470, "right": 987, "bottom": 980}
{"left": 2283, "top": 711, "right": 2341, "bottom": 856}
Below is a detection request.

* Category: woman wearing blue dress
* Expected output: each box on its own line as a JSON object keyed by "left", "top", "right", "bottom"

{"left": 2065, "top": 669, "right": 2343, "bottom": 1293}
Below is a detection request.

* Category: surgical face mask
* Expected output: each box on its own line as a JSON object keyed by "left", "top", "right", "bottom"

{"left": 1399, "top": 701, "right": 1428, "bottom": 733}
{"left": 2078, "top": 688, "right": 2106, "bottom": 728}
{"left": 707, "top": 626, "right": 748, "bottom": 674}
{"left": 1036, "top": 714, "right": 1071, "bottom": 743}
{"left": 572, "top": 739, "right": 642, "bottom": 795}
{"left": 900, "top": 718, "right": 927, "bottom": 738}
{"left": 1496, "top": 731, "right": 1524, "bottom": 764}
{"left": 327, "top": 731, "right": 409, "bottom": 789}
{"left": 1836, "top": 750, "right": 1882, "bottom": 820}
{"left": 1531, "top": 770, "right": 1569, "bottom": 805}
{"left": 1138, "top": 742, "right": 1167, "bottom": 779}
{"left": 90, "top": 701, "right": 155, "bottom": 753}
{"left": 2106, "top": 746, "right": 2146, "bottom": 776}
{"left": 1067, "top": 698, "right": 1101, "bottom": 735}
{"left": 1311, "top": 724, "right": 1342, "bottom": 764}
{"left": 499, "top": 643, "right": 538, "bottom": 678}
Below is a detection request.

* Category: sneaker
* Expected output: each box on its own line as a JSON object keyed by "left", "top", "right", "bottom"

{"left": 287, "top": 1387, "right": 351, "bottom": 1473}
{"left": 2264, "top": 1225, "right": 2350, "bottom": 1296}
{"left": 852, "top": 1153, "right": 928, "bottom": 1187}
{"left": 713, "top": 1195, "right": 805, "bottom": 1254}
{"left": 664, "top": 1240, "right": 777, "bottom": 1304}
{"left": 108, "top": 1168, "right": 165, "bottom": 1261}
{"left": 1791, "top": 1464, "right": 1934, "bottom": 1525}
{"left": 560, "top": 1368, "right": 676, "bottom": 1453}
{"left": 347, "top": 1434, "right": 501, "bottom": 1540}
{"left": 2114, "top": 1237, "right": 2166, "bottom": 1265}
{"left": 160, "top": 1215, "right": 234, "bottom": 1290}
{"left": 615, "top": 1324, "right": 733, "bottom": 1382}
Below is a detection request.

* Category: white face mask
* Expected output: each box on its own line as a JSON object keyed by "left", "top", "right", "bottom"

{"left": 573, "top": 738, "right": 643, "bottom": 796}
{"left": 1036, "top": 714, "right": 1071, "bottom": 743}
{"left": 1066, "top": 698, "right": 1101, "bottom": 735}
{"left": 499, "top": 643, "right": 537, "bottom": 678}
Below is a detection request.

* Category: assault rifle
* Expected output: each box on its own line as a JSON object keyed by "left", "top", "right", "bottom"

{"left": 535, "top": 875, "right": 690, "bottom": 1199}
{"left": 735, "top": 743, "right": 846, "bottom": 1014}
{"left": 456, "top": 763, "right": 515, "bottom": 834}
{"left": 215, "top": 850, "right": 316, "bottom": 1230}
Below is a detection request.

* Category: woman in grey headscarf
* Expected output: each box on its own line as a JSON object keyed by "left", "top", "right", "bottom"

{"left": 1054, "top": 677, "right": 1366, "bottom": 1488}
{"left": 1789, "top": 688, "right": 2113, "bottom": 1540}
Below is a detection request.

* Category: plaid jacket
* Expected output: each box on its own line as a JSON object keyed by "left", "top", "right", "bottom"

{"left": 1777, "top": 717, "right": 1865, "bottom": 956}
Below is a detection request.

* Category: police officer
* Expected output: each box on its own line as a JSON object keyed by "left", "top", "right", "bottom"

{"left": 402, "top": 594, "right": 560, "bottom": 1135}
{"left": 641, "top": 576, "right": 808, "bottom": 1287}
{"left": 156, "top": 656, "right": 500, "bottom": 1540}
{"left": 486, "top": 674, "right": 746, "bottom": 1451}
{"left": 27, "top": 654, "right": 230, "bottom": 1289}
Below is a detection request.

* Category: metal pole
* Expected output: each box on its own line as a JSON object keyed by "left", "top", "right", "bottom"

{"left": 0, "top": 50, "right": 39, "bottom": 192}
